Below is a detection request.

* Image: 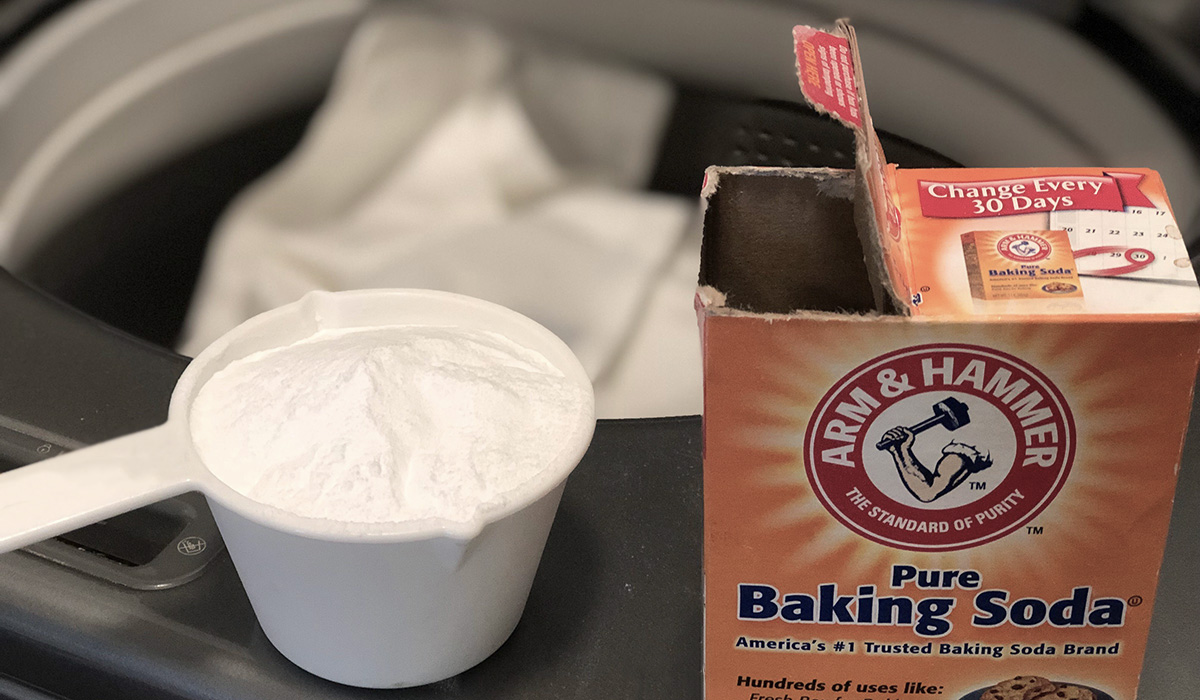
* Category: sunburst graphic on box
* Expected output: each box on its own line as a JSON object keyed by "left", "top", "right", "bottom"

{"left": 731, "top": 322, "right": 1160, "bottom": 593}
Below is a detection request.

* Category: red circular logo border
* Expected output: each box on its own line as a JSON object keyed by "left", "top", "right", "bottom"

{"left": 803, "top": 343, "right": 1076, "bottom": 552}
{"left": 996, "top": 233, "right": 1052, "bottom": 263}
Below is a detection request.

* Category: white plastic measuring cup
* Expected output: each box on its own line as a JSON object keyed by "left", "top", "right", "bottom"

{"left": 0, "top": 289, "right": 596, "bottom": 688}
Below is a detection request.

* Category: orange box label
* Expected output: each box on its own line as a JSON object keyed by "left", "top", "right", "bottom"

{"left": 701, "top": 318, "right": 1199, "bottom": 700}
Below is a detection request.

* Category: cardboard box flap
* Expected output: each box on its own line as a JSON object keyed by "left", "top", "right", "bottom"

{"left": 793, "top": 21, "right": 912, "bottom": 314}
{"left": 792, "top": 23, "right": 862, "bottom": 130}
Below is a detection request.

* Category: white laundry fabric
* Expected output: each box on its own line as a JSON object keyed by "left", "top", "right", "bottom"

{"left": 180, "top": 8, "right": 702, "bottom": 417}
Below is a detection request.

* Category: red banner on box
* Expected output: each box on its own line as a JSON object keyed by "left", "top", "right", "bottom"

{"left": 917, "top": 172, "right": 1154, "bottom": 218}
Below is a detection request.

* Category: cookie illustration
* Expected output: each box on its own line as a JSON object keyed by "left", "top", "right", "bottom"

{"left": 982, "top": 676, "right": 1055, "bottom": 700}
{"left": 1028, "top": 684, "right": 1096, "bottom": 700}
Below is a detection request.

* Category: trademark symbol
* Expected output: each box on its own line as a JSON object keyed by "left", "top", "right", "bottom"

{"left": 1026, "top": 526, "right": 1044, "bottom": 535}
{"left": 969, "top": 481, "right": 987, "bottom": 490}
{"left": 1128, "top": 595, "right": 1144, "bottom": 607}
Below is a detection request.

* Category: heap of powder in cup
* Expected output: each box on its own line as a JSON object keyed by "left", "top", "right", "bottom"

{"left": 190, "top": 325, "right": 590, "bottom": 523}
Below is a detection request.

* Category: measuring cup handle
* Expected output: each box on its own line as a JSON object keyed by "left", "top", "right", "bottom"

{"left": 0, "top": 424, "right": 195, "bottom": 553}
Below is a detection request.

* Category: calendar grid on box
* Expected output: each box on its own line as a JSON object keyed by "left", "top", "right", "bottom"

{"left": 1050, "top": 206, "right": 1191, "bottom": 282}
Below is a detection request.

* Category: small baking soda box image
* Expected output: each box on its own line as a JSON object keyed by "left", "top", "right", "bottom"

{"left": 961, "top": 230, "right": 1083, "bottom": 302}
{"left": 696, "top": 20, "right": 1200, "bottom": 700}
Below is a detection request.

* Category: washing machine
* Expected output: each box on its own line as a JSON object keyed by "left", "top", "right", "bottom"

{"left": 0, "top": 1, "right": 1197, "bottom": 698}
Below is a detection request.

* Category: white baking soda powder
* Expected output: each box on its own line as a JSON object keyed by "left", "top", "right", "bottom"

{"left": 189, "top": 325, "right": 589, "bottom": 524}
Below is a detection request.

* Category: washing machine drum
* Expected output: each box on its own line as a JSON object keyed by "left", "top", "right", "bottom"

{"left": 0, "top": 0, "right": 1190, "bottom": 349}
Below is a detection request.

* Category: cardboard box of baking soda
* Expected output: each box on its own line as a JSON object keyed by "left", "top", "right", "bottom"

{"left": 696, "top": 20, "right": 1200, "bottom": 700}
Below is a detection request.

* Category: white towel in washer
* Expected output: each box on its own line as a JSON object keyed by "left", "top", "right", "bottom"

{"left": 180, "top": 8, "right": 701, "bottom": 417}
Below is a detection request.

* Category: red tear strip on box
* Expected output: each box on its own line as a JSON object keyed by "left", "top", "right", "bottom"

{"left": 793, "top": 26, "right": 862, "bottom": 129}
